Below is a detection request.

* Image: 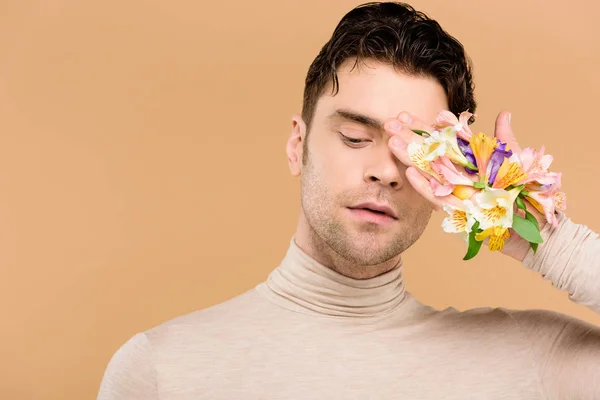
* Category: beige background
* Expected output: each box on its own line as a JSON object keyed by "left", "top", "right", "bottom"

{"left": 1, "top": 1, "right": 599, "bottom": 399}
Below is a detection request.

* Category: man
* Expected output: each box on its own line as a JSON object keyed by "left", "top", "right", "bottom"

{"left": 98, "top": 2, "right": 600, "bottom": 399}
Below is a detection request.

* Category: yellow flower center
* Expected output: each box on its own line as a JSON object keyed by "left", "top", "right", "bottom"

{"left": 482, "top": 205, "right": 507, "bottom": 224}
{"left": 492, "top": 161, "right": 528, "bottom": 189}
{"left": 451, "top": 210, "right": 467, "bottom": 231}
{"left": 409, "top": 147, "right": 444, "bottom": 183}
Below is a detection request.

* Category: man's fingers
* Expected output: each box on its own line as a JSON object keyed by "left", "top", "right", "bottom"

{"left": 405, "top": 167, "right": 464, "bottom": 211}
{"left": 388, "top": 136, "right": 413, "bottom": 167}
{"left": 386, "top": 110, "right": 466, "bottom": 214}
{"left": 494, "top": 111, "right": 521, "bottom": 154}
{"left": 384, "top": 111, "right": 433, "bottom": 143}
{"left": 405, "top": 167, "right": 441, "bottom": 211}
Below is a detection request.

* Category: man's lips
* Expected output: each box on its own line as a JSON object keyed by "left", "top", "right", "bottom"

{"left": 348, "top": 202, "right": 398, "bottom": 219}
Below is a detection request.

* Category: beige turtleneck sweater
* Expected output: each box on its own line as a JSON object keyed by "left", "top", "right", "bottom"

{"left": 97, "top": 211, "right": 600, "bottom": 399}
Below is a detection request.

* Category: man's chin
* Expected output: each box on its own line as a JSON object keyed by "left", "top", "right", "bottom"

{"left": 334, "top": 233, "right": 403, "bottom": 265}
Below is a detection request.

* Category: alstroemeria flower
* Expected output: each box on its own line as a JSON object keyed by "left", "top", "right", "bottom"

{"left": 469, "top": 133, "right": 498, "bottom": 183}
{"left": 472, "top": 187, "right": 521, "bottom": 230}
{"left": 420, "top": 132, "right": 448, "bottom": 161}
{"left": 421, "top": 127, "right": 475, "bottom": 171}
{"left": 519, "top": 146, "right": 553, "bottom": 184}
{"left": 491, "top": 160, "right": 528, "bottom": 189}
{"left": 441, "top": 200, "right": 477, "bottom": 242}
{"left": 487, "top": 141, "right": 513, "bottom": 185}
{"left": 523, "top": 172, "right": 566, "bottom": 228}
{"left": 429, "top": 156, "right": 477, "bottom": 198}
{"left": 469, "top": 187, "right": 521, "bottom": 251}
{"left": 434, "top": 110, "right": 475, "bottom": 141}
{"left": 405, "top": 109, "right": 566, "bottom": 260}
{"left": 525, "top": 190, "right": 560, "bottom": 228}
{"left": 526, "top": 171, "right": 561, "bottom": 192}
{"left": 407, "top": 141, "right": 444, "bottom": 182}
{"left": 452, "top": 185, "right": 479, "bottom": 201}
{"left": 457, "top": 138, "right": 477, "bottom": 175}
{"left": 475, "top": 226, "right": 511, "bottom": 251}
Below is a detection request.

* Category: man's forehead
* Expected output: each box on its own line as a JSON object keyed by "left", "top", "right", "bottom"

{"left": 318, "top": 64, "right": 448, "bottom": 125}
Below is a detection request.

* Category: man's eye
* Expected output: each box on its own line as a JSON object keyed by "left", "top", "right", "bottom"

{"left": 339, "top": 132, "right": 368, "bottom": 147}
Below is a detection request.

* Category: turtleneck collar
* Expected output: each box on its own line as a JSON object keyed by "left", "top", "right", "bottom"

{"left": 255, "top": 236, "right": 409, "bottom": 318}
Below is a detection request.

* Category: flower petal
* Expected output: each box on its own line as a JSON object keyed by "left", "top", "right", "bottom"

{"left": 408, "top": 142, "right": 440, "bottom": 180}
{"left": 431, "top": 157, "right": 475, "bottom": 186}
{"left": 475, "top": 226, "right": 510, "bottom": 251}
{"left": 430, "top": 177, "right": 455, "bottom": 197}
{"left": 442, "top": 209, "right": 468, "bottom": 233}
{"left": 492, "top": 161, "right": 528, "bottom": 189}
{"left": 457, "top": 111, "right": 474, "bottom": 140}
{"left": 452, "top": 185, "right": 478, "bottom": 200}
{"left": 489, "top": 227, "right": 510, "bottom": 251}
{"left": 526, "top": 191, "right": 558, "bottom": 227}
{"left": 469, "top": 133, "right": 498, "bottom": 182}
{"left": 554, "top": 191, "right": 567, "bottom": 211}
{"left": 434, "top": 111, "right": 459, "bottom": 129}
{"left": 488, "top": 141, "right": 513, "bottom": 185}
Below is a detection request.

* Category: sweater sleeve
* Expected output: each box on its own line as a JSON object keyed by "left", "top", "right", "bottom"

{"left": 522, "top": 211, "right": 600, "bottom": 314}
{"left": 97, "top": 332, "right": 159, "bottom": 400}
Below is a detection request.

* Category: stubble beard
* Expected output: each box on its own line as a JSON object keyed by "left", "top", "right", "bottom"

{"left": 300, "top": 152, "right": 433, "bottom": 268}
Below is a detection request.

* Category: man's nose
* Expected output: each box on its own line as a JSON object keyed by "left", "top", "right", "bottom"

{"left": 363, "top": 150, "right": 405, "bottom": 190}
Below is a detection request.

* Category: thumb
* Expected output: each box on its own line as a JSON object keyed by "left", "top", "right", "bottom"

{"left": 494, "top": 111, "right": 521, "bottom": 153}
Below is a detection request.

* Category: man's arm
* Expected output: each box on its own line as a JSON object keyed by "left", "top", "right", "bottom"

{"left": 512, "top": 211, "right": 600, "bottom": 398}
{"left": 522, "top": 211, "right": 600, "bottom": 314}
{"left": 97, "top": 333, "right": 159, "bottom": 400}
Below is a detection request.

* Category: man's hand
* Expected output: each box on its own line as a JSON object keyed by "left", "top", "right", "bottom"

{"left": 383, "top": 112, "right": 464, "bottom": 212}
{"left": 384, "top": 110, "right": 547, "bottom": 262}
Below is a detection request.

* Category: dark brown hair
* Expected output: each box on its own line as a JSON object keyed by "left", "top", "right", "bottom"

{"left": 301, "top": 1, "right": 477, "bottom": 134}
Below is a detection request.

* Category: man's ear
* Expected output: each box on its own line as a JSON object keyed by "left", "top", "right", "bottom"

{"left": 286, "top": 114, "right": 306, "bottom": 177}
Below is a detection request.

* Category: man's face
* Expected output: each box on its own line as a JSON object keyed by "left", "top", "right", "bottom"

{"left": 292, "top": 59, "right": 449, "bottom": 266}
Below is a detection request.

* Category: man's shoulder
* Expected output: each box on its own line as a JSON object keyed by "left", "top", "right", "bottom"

{"left": 429, "top": 304, "right": 517, "bottom": 331}
{"left": 438, "top": 304, "right": 599, "bottom": 341}
{"left": 145, "top": 287, "right": 263, "bottom": 336}
{"left": 100, "top": 286, "right": 275, "bottom": 384}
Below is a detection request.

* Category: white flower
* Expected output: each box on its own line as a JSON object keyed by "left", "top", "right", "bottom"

{"left": 470, "top": 187, "right": 521, "bottom": 230}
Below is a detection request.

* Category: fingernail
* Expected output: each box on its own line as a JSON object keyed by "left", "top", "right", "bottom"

{"left": 506, "top": 112, "right": 511, "bottom": 124}
{"left": 399, "top": 113, "right": 412, "bottom": 124}
{"left": 388, "top": 120, "right": 402, "bottom": 132}
{"left": 391, "top": 137, "right": 405, "bottom": 149}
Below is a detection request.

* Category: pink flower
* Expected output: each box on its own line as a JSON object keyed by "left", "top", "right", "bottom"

{"left": 434, "top": 110, "right": 475, "bottom": 141}
{"left": 510, "top": 146, "right": 566, "bottom": 228}
{"left": 518, "top": 146, "right": 554, "bottom": 184}
{"left": 429, "top": 156, "right": 478, "bottom": 198}
{"left": 524, "top": 172, "right": 565, "bottom": 228}
{"left": 525, "top": 190, "right": 560, "bottom": 227}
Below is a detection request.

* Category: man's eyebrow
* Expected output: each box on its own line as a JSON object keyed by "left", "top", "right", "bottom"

{"left": 328, "top": 109, "right": 384, "bottom": 131}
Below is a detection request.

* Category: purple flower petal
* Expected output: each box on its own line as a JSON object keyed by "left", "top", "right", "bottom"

{"left": 457, "top": 138, "right": 477, "bottom": 174}
{"left": 487, "top": 141, "right": 513, "bottom": 185}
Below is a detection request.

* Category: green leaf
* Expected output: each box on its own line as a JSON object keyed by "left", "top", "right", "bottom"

{"left": 512, "top": 215, "right": 543, "bottom": 243}
{"left": 507, "top": 184, "right": 525, "bottom": 192}
{"left": 412, "top": 129, "right": 430, "bottom": 137}
{"left": 520, "top": 189, "right": 529, "bottom": 197}
{"left": 463, "top": 221, "right": 483, "bottom": 261}
{"left": 515, "top": 196, "right": 527, "bottom": 211}
{"left": 525, "top": 210, "right": 540, "bottom": 230}
{"left": 530, "top": 242, "right": 539, "bottom": 254}
{"left": 473, "top": 181, "right": 487, "bottom": 189}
